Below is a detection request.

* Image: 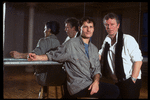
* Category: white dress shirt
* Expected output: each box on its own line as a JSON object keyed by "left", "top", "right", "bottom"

{"left": 99, "top": 32, "right": 143, "bottom": 82}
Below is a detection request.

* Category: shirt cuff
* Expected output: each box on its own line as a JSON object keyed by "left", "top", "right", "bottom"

{"left": 92, "top": 70, "right": 102, "bottom": 79}
{"left": 98, "top": 49, "right": 102, "bottom": 55}
{"left": 46, "top": 52, "right": 52, "bottom": 61}
{"left": 132, "top": 55, "right": 143, "bottom": 62}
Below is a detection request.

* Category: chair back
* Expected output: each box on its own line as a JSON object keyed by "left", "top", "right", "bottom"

{"left": 34, "top": 65, "right": 66, "bottom": 86}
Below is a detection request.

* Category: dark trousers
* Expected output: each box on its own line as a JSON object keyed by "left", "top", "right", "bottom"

{"left": 64, "top": 82, "right": 119, "bottom": 99}
{"left": 115, "top": 77, "right": 142, "bottom": 99}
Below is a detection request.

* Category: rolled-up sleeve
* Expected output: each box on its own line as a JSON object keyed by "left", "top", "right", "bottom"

{"left": 125, "top": 35, "right": 143, "bottom": 62}
{"left": 32, "top": 38, "right": 47, "bottom": 55}
{"left": 92, "top": 58, "right": 102, "bottom": 78}
{"left": 90, "top": 47, "right": 102, "bottom": 78}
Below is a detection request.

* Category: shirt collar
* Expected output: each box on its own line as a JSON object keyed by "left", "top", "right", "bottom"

{"left": 46, "top": 34, "right": 56, "bottom": 38}
{"left": 74, "top": 32, "right": 78, "bottom": 38}
{"left": 105, "top": 32, "right": 119, "bottom": 46}
{"left": 78, "top": 36, "right": 91, "bottom": 46}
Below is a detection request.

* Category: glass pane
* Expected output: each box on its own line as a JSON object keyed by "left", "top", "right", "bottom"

{"left": 143, "top": 13, "right": 148, "bottom": 35}
{"left": 141, "top": 37, "right": 148, "bottom": 52}
{"left": 141, "top": 12, "right": 148, "bottom": 57}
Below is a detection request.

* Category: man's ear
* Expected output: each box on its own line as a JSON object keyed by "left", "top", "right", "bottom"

{"left": 48, "top": 28, "right": 51, "bottom": 32}
{"left": 117, "top": 23, "right": 120, "bottom": 29}
{"left": 72, "top": 26, "right": 76, "bottom": 31}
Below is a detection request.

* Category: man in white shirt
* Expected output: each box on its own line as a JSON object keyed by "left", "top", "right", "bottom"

{"left": 63, "top": 17, "right": 80, "bottom": 44}
{"left": 99, "top": 13, "right": 143, "bottom": 99}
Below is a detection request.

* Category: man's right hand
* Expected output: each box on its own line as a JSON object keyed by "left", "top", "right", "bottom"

{"left": 27, "top": 53, "right": 48, "bottom": 61}
{"left": 27, "top": 53, "right": 38, "bottom": 61}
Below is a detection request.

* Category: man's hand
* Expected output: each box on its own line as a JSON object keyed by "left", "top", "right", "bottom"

{"left": 10, "top": 51, "right": 29, "bottom": 59}
{"left": 10, "top": 51, "right": 21, "bottom": 59}
{"left": 27, "top": 53, "right": 38, "bottom": 61}
{"left": 88, "top": 74, "right": 100, "bottom": 95}
{"left": 131, "top": 61, "right": 142, "bottom": 83}
{"left": 88, "top": 80, "right": 99, "bottom": 95}
{"left": 27, "top": 53, "right": 48, "bottom": 61}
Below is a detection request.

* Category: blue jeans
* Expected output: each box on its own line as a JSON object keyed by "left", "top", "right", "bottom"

{"left": 71, "top": 82, "right": 119, "bottom": 99}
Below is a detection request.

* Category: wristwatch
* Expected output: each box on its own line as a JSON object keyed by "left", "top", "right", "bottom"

{"left": 131, "top": 77, "right": 137, "bottom": 82}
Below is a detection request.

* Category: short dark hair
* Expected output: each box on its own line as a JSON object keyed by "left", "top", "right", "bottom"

{"left": 46, "top": 21, "right": 60, "bottom": 35}
{"left": 103, "top": 13, "right": 120, "bottom": 25}
{"left": 78, "top": 16, "right": 95, "bottom": 27}
{"left": 64, "top": 17, "right": 79, "bottom": 31}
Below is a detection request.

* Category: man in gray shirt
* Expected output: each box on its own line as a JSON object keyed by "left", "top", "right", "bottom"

{"left": 10, "top": 21, "right": 60, "bottom": 58}
{"left": 28, "top": 17, "right": 119, "bottom": 99}
{"left": 10, "top": 21, "right": 61, "bottom": 98}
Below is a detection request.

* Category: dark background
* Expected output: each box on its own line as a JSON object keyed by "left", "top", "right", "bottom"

{"left": 3, "top": 2, "right": 148, "bottom": 58}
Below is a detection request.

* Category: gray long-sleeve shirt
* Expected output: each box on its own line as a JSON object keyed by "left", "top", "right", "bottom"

{"left": 32, "top": 34, "right": 60, "bottom": 55}
{"left": 46, "top": 36, "right": 101, "bottom": 95}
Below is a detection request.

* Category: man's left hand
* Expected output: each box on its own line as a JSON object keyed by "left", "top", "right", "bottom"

{"left": 88, "top": 80, "right": 99, "bottom": 95}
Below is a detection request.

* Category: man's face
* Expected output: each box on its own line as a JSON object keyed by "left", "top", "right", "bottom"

{"left": 80, "top": 21, "right": 94, "bottom": 39}
{"left": 64, "top": 23, "right": 75, "bottom": 38}
{"left": 104, "top": 18, "right": 120, "bottom": 37}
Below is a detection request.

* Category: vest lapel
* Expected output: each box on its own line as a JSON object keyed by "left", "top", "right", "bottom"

{"left": 115, "top": 30, "right": 126, "bottom": 81}
{"left": 102, "top": 30, "right": 126, "bottom": 80}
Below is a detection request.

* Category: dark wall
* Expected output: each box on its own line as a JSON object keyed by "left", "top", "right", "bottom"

{"left": 4, "top": 3, "right": 84, "bottom": 57}
{"left": 3, "top": 2, "right": 148, "bottom": 58}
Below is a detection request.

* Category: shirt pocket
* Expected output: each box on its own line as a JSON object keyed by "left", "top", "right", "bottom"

{"left": 71, "top": 53, "right": 84, "bottom": 62}
{"left": 70, "top": 53, "right": 90, "bottom": 68}
{"left": 90, "top": 56, "right": 100, "bottom": 68}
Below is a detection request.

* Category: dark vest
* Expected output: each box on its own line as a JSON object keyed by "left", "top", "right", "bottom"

{"left": 102, "top": 30, "right": 126, "bottom": 81}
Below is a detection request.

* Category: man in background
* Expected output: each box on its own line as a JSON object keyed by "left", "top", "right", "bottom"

{"left": 63, "top": 17, "right": 80, "bottom": 44}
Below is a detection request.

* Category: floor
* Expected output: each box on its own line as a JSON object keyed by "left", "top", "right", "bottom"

{"left": 3, "top": 66, "right": 148, "bottom": 99}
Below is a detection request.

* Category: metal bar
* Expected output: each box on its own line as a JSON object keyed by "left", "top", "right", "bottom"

{"left": 3, "top": 2, "right": 6, "bottom": 52}
{"left": 3, "top": 58, "right": 62, "bottom": 66}
{"left": 4, "top": 61, "right": 62, "bottom": 66}
{"left": 3, "top": 58, "right": 27, "bottom": 61}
